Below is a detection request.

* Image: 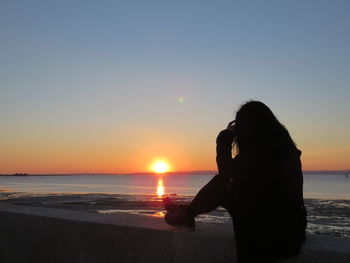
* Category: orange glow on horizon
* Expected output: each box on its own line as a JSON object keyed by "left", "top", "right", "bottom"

{"left": 1, "top": 132, "right": 349, "bottom": 174}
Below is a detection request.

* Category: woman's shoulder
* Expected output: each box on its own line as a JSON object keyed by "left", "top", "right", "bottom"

{"left": 284, "top": 148, "right": 302, "bottom": 161}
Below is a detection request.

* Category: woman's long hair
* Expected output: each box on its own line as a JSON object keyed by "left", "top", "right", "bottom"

{"left": 234, "top": 101, "right": 296, "bottom": 156}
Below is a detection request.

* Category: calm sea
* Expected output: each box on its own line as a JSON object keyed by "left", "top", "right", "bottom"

{"left": 1, "top": 173, "right": 349, "bottom": 199}
{"left": 1, "top": 173, "right": 350, "bottom": 237}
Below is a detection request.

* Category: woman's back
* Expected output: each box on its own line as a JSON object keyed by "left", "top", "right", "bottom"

{"left": 228, "top": 149, "right": 306, "bottom": 262}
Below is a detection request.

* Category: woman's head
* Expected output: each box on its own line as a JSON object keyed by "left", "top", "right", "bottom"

{"left": 234, "top": 101, "right": 296, "bottom": 155}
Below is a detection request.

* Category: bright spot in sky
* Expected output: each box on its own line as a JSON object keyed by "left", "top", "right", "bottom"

{"left": 177, "top": 97, "right": 185, "bottom": 103}
{"left": 152, "top": 160, "right": 170, "bottom": 174}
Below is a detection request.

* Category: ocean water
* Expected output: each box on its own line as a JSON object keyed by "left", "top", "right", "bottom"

{"left": 0, "top": 173, "right": 349, "bottom": 199}
{"left": 1, "top": 173, "right": 350, "bottom": 237}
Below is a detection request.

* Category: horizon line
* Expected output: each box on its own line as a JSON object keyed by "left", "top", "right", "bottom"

{"left": 2, "top": 169, "right": 350, "bottom": 176}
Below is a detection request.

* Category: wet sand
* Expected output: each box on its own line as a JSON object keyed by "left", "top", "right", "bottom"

{"left": 0, "top": 191, "right": 349, "bottom": 238}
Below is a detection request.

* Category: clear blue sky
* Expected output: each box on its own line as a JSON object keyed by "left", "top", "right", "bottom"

{"left": 1, "top": 0, "right": 349, "bottom": 173}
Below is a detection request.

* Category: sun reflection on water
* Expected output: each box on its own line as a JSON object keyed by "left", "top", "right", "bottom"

{"left": 152, "top": 211, "right": 165, "bottom": 218}
{"left": 157, "top": 178, "right": 165, "bottom": 197}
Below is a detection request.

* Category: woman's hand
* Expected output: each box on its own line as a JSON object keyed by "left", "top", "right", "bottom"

{"left": 226, "top": 120, "right": 236, "bottom": 131}
{"left": 216, "top": 120, "right": 236, "bottom": 147}
{"left": 216, "top": 121, "right": 236, "bottom": 172}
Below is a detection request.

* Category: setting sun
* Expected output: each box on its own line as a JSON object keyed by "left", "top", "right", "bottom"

{"left": 152, "top": 160, "right": 170, "bottom": 174}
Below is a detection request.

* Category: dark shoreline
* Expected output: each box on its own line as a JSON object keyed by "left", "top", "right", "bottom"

{"left": 0, "top": 192, "right": 349, "bottom": 238}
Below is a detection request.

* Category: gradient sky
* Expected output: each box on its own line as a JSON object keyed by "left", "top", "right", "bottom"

{"left": 1, "top": 0, "right": 349, "bottom": 174}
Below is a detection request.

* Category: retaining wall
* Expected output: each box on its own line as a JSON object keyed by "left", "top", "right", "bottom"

{"left": 0, "top": 203, "right": 349, "bottom": 263}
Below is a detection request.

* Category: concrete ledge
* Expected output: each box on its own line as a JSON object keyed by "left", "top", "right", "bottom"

{"left": 0, "top": 203, "right": 349, "bottom": 263}
{"left": 291, "top": 234, "right": 350, "bottom": 263}
{"left": 0, "top": 203, "right": 235, "bottom": 263}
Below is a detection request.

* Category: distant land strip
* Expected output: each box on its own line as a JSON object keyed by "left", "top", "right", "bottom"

{"left": 1, "top": 170, "right": 350, "bottom": 176}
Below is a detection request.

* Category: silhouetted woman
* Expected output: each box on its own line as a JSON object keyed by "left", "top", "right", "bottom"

{"left": 163, "top": 101, "right": 307, "bottom": 263}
